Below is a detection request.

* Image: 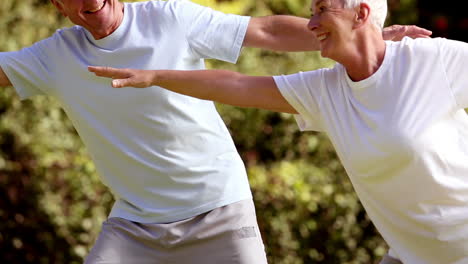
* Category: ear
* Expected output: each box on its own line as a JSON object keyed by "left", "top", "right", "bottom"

{"left": 353, "top": 2, "right": 371, "bottom": 29}
{"left": 50, "top": 0, "right": 68, "bottom": 17}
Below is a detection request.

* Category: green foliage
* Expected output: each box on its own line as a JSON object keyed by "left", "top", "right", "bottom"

{"left": 0, "top": 0, "right": 421, "bottom": 263}
{"left": 250, "top": 158, "right": 387, "bottom": 264}
{"left": 1, "top": 1, "right": 112, "bottom": 263}
{"left": 386, "top": 0, "right": 419, "bottom": 26}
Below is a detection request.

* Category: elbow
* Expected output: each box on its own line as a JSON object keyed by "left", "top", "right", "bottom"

{"left": 0, "top": 79, "right": 12, "bottom": 87}
{"left": 244, "top": 17, "right": 278, "bottom": 50}
{"left": 0, "top": 68, "right": 12, "bottom": 87}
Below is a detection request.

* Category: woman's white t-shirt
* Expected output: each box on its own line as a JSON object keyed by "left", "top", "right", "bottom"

{"left": 275, "top": 37, "right": 468, "bottom": 264}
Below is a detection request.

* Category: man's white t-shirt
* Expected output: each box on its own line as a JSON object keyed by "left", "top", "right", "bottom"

{"left": 275, "top": 38, "right": 468, "bottom": 264}
{"left": 0, "top": 0, "right": 252, "bottom": 223}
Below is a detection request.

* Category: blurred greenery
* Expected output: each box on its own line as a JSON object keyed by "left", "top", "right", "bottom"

{"left": 0, "top": 0, "right": 452, "bottom": 263}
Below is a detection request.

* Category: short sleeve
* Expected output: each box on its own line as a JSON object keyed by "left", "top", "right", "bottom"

{"left": 0, "top": 41, "right": 51, "bottom": 100}
{"left": 439, "top": 38, "right": 468, "bottom": 109}
{"left": 172, "top": 0, "right": 250, "bottom": 63}
{"left": 274, "top": 70, "right": 326, "bottom": 131}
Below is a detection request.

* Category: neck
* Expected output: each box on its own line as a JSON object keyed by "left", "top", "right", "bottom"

{"left": 339, "top": 27, "right": 386, "bottom": 82}
{"left": 93, "top": 1, "right": 125, "bottom": 40}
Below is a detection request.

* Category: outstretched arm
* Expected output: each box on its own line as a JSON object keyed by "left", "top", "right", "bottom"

{"left": 0, "top": 66, "right": 12, "bottom": 87}
{"left": 88, "top": 66, "right": 297, "bottom": 114}
{"left": 244, "top": 16, "right": 432, "bottom": 51}
{"left": 244, "top": 16, "right": 319, "bottom": 51}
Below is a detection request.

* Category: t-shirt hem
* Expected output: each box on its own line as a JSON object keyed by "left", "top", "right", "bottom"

{"left": 273, "top": 74, "right": 323, "bottom": 132}
{"left": 108, "top": 193, "right": 253, "bottom": 224}
{"left": 227, "top": 16, "right": 250, "bottom": 64}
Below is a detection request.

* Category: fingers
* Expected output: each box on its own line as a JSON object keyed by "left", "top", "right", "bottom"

{"left": 383, "top": 25, "right": 404, "bottom": 41}
{"left": 412, "top": 32, "right": 432, "bottom": 38}
{"left": 88, "top": 66, "right": 130, "bottom": 78}
{"left": 88, "top": 66, "right": 132, "bottom": 88}
{"left": 383, "top": 25, "right": 433, "bottom": 41}
{"left": 111, "top": 79, "right": 128, "bottom": 88}
{"left": 410, "top": 34, "right": 431, "bottom": 39}
{"left": 406, "top": 25, "right": 432, "bottom": 37}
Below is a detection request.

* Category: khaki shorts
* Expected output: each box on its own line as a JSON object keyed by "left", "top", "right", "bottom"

{"left": 85, "top": 199, "right": 267, "bottom": 264}
{"left": 379, "top": 254, "right": 403, "bottom": 264}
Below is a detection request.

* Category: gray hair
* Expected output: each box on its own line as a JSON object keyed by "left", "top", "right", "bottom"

{"left": 342, "top": 0, "right": 388, "bottom": 29}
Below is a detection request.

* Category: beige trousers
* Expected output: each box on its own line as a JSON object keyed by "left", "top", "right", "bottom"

{"left": 84, "top": 199, "right": 267, "bottom": 264}
{"left": 379, "top": 254, "right": 403, "bottom": 264}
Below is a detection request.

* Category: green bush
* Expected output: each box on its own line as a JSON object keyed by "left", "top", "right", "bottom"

{"left": 1, "top": 0, "right": 423, "bottom": 262}
{"left": 250, "top": 158, "right": 387, "bottom": 264}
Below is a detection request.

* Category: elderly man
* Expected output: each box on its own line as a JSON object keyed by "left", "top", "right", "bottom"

{"left": 89, "top": 0, "right": 468, "bottom": 263}
{"left": 1, "top": 0, "right": 430, "bottom": 263}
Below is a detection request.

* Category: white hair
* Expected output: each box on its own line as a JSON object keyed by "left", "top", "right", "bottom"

{"left": 342, "top": 0, "right": 388, "bottom": 29}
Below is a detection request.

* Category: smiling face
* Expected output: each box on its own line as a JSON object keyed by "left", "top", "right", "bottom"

{"left": 51, "top": 0, "right": 124, "bottom": 40}
{"left": 308, "top": 0, "right": 357, "bottom": 60}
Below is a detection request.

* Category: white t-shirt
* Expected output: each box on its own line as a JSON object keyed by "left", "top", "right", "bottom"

{"left": 275, "top": 37, "right": 468, "bottom": 264}
{"left": 0, "top": 0, "right": 252, "bottom": 223}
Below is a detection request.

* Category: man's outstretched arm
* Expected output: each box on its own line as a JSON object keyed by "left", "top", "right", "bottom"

{"left": 243, "top": 16, "right": 319, "bottom": 52}
{"left": 243, "top": 16, "right": 432, "bottom": 51}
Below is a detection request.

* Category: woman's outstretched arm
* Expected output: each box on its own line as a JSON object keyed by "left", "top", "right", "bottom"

{"left": 88, "top": 66, "right": 297, "bottom": 114}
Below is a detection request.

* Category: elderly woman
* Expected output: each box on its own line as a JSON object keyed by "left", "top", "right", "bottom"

{"left": 89, "top": 0, "right": 468, "bottom": 263}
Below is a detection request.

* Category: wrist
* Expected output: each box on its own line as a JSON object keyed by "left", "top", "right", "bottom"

{"left": 151, "top": 70, "right": 162, "bottom": 86}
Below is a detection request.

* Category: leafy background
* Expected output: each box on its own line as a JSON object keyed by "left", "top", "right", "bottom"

{"left": 0, "top": 0, "right": 464, "bottom": 263}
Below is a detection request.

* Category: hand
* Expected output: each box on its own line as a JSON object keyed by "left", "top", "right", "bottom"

{"left": 382, "top": 25, "right": 432, "bottom": 41}
{"left": 88, "top": 66, "right": 153, "bottom": 88}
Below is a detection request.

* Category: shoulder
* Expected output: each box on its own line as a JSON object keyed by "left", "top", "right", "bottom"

{"left": 287, "top": 66, "right": 342, "bottom": 89}
{"left": 301, "top": 66, "right": 338, "bottom": 77}
{"left": 390, "top": 37, "right": 443, "bottom": 55}
{"left": 123, "top": 0, "right": 162, "bottom": 15}
{"left": 308, "top": 65, "right": 342, "bottom": 84}
{"left": 123, "top": 0, "right": 188, "bottom": 18}
{"left": 125, "top": 0, "right": 196, "bottom": 23}
{"left": 389, "top": 37, "right": 468, "bottom": 62}
{"left": 126, "top": 0, "right": 167, "bottom": 10}
{"left": 276, "top": 66, "right": 339, "bottom": 89}
{"left": 129, "top": 0, "right": 198, "bottom": 12}
{"left": 52, "top": 26, "right": 86, "bottom": 41}
{"left": 28, "top": 26, "right": 83, "bottom": 53}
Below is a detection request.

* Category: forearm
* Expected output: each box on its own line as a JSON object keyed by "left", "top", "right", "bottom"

{"left": 89, "top": 66, "right": 297, "bottom": 113}
{"left": 151, "top": 70, "right": 295, "bottom": 113}
{"left": 152, "top": 70, "right": 249, "bottom": 107}
{"left": 245, "top": 16, "right": 320, "bottom": 52}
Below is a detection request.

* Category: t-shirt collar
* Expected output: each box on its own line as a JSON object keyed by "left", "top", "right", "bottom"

{"left": 343, "top": 41, "right": 395, "bottom": 90}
